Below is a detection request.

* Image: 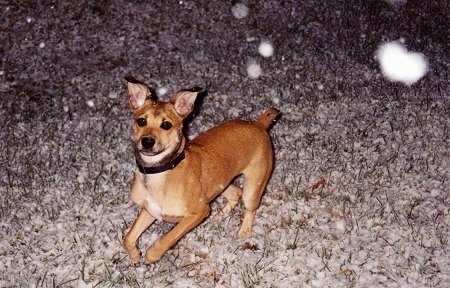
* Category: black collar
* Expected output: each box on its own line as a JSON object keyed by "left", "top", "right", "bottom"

{"left": 137, "top": 152, "right": 185, "bottom": 174}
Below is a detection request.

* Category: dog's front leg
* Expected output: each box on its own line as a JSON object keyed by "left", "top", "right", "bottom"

{"left": 124, "top": 208, "right": 156, "bottom": 262}
{"left": 146, "top": 206, "right": 210, "bottom": 263}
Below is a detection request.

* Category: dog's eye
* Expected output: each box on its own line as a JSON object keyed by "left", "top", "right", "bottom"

{"left": 136, "top": 118, "right": 147, "bottom": 127}
{"left": 160, "top": 121, "right": 173, "bottom": 130}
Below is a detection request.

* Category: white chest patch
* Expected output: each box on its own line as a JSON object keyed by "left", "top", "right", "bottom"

{"left": 140, "top": 173, "right": 166, "bottom": 221}
{"left": 144, "top": 196, "right": 163, "bottom": 221}
{"left": 138, "top": 172, "right": 187, "bottom": 220}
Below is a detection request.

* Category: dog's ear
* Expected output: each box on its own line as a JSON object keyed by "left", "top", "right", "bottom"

{"left": 125, "top": 76, "right": 151, "bottom": 109}
{"left": 171, "top": 89, "right": 200, "bottom": 118}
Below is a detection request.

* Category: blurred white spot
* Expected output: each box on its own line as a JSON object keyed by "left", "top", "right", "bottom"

{"left": 231, "top": 3, "right": 249, "bottom": 19}
{"left": 384, "top": 0, "right": 407, "bottom": 5}
{"left": 38, "top": 42, "right": 45, "bottom": 49}
{"left": 63, "top": 106, "right": 69, "bottom": 112}
{"left": 108, "top": 91, "right": 118, "bottom": 99}
{"left": 376, "top": 40, "right": 428, "bottom": 85}
{"left": 247, "top": 63, "right": 262, "bottom": 79}
{"left": 335, "top": 220, "right": 346, "bottom": 233}
{"left": 317, "top": 83, "right": 324, "bottom": 90}
{"left": 86, "top": 100, "right": 95, "bottom": 107}
{"left": 272, "top": 97, "right": 280, "bottom": 105}
{"left": 157, "top": 87, "right": 168, "bottom": 96}
{"left": 0, "top": 71, "right": 4, "bottom": 76}
{"left": 258, "top": 41, "right": 274, "bottom": 58}
{"left": 26, "top": 16, "right": 33, "bottom": 23}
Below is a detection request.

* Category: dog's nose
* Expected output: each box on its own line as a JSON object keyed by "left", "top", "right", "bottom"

{"left": 141, "top": 137, "right": 156, "bottom": 149}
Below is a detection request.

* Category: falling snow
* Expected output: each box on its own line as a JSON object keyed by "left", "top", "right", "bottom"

{"left": 247, "top": 63, "right": 262, "bottom": 79}
{"left": 231, "top": 3, "right": 249, "bottom": 19}
{"left": 376, "top": 40, "right": 428, "bottom": 85}
{"left": 258, "top": 41, "right": 274, "bottom": 58}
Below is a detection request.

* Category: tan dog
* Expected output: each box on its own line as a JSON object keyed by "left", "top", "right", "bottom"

{"left": 123, "top": 76, "right": 280, "bottom": 263}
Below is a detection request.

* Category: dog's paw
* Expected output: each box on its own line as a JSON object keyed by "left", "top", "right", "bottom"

{"left": 238, "top": 210, "right": 256, "bottom": 238}
{"left": 124, "top": 244, "right": 141, "bottom": 263}
{"left": 128, "top": 250, "right": 141, "bottom": 263}
{"left": 238, "top": 227, "right": 252, "bottom": 238}
{"left": 145, "top": 246, "right": 164, "bottom": 263}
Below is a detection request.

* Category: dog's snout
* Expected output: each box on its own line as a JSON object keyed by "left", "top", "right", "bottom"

{"left": 141, "top": 137, "right": 156, "bottom": 149}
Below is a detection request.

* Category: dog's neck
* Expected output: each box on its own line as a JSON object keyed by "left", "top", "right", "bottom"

{"left": 136, "top": 151, "right": 185, "bottom": 174}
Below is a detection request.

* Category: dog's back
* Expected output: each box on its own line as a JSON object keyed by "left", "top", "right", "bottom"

{"left": 185, "top": 108, "right": 280, "bottom": 205}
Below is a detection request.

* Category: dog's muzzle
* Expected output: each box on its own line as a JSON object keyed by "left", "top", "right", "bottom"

{"left": 141, "top": 137, "right": 155, "bottom": 150}
{"left": 138, "top": 136, "right": 161, "bottom": 156}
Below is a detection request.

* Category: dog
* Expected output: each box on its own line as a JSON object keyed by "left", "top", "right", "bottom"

{"left": 123, "top": 76, "right": 280, "bottom": 263}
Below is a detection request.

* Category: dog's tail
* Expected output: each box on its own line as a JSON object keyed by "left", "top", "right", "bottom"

{"left": 255, "top": 107, "right": 281, "bottom": 130}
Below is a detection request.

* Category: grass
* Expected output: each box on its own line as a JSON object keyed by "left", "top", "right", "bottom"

{"left": 241, "top": 255, "right": 268, "bottom": 288}
{"left": 1, "top": 1, "right": 449, "bottom": 287}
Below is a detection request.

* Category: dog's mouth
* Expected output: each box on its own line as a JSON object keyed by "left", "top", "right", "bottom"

{"left": 135, "top": 147, "right": 164, "bottom": 168}
{"left": 135, "top": 136, "right": 185, "bottom": 168}
{"left": 138, "top": 149, "right": 162, "bottom": 157}
{"left": 135, "top": 135, "right": 165, "bottom": 157}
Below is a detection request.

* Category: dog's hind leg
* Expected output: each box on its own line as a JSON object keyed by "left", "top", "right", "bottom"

{"left": 221, "top": 184, "right": 243, "bottom": 214}
{"left": 212, "top": 184, "right": 243, "bottom": 220}
{"left": 238, "top": 159, "right": 273, "bottom": 238}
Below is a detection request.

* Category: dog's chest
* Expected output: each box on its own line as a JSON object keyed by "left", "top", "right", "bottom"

{"left": 140, "top": 173, "right": 187, "bottom": 221}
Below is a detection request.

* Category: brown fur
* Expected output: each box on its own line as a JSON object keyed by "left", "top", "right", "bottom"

{"left": 123, "top": 76, "right": 280, "bottom": 263}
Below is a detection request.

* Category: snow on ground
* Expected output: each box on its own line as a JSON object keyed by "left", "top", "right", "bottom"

{"left": 1, "top": 1, "right": 449, "bottom": 287}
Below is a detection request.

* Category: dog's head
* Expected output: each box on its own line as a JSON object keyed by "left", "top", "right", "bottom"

{"left": 125, "top": 76, "right": 200, "bottom": 167}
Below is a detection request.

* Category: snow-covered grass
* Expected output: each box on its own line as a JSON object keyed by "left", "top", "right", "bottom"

{"left": 1, "top": 1, "right": 449, "bottom": 287}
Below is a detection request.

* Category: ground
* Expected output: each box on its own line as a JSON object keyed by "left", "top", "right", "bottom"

{"left": 0, "top": 1, "right": 449, "bottom": 287}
